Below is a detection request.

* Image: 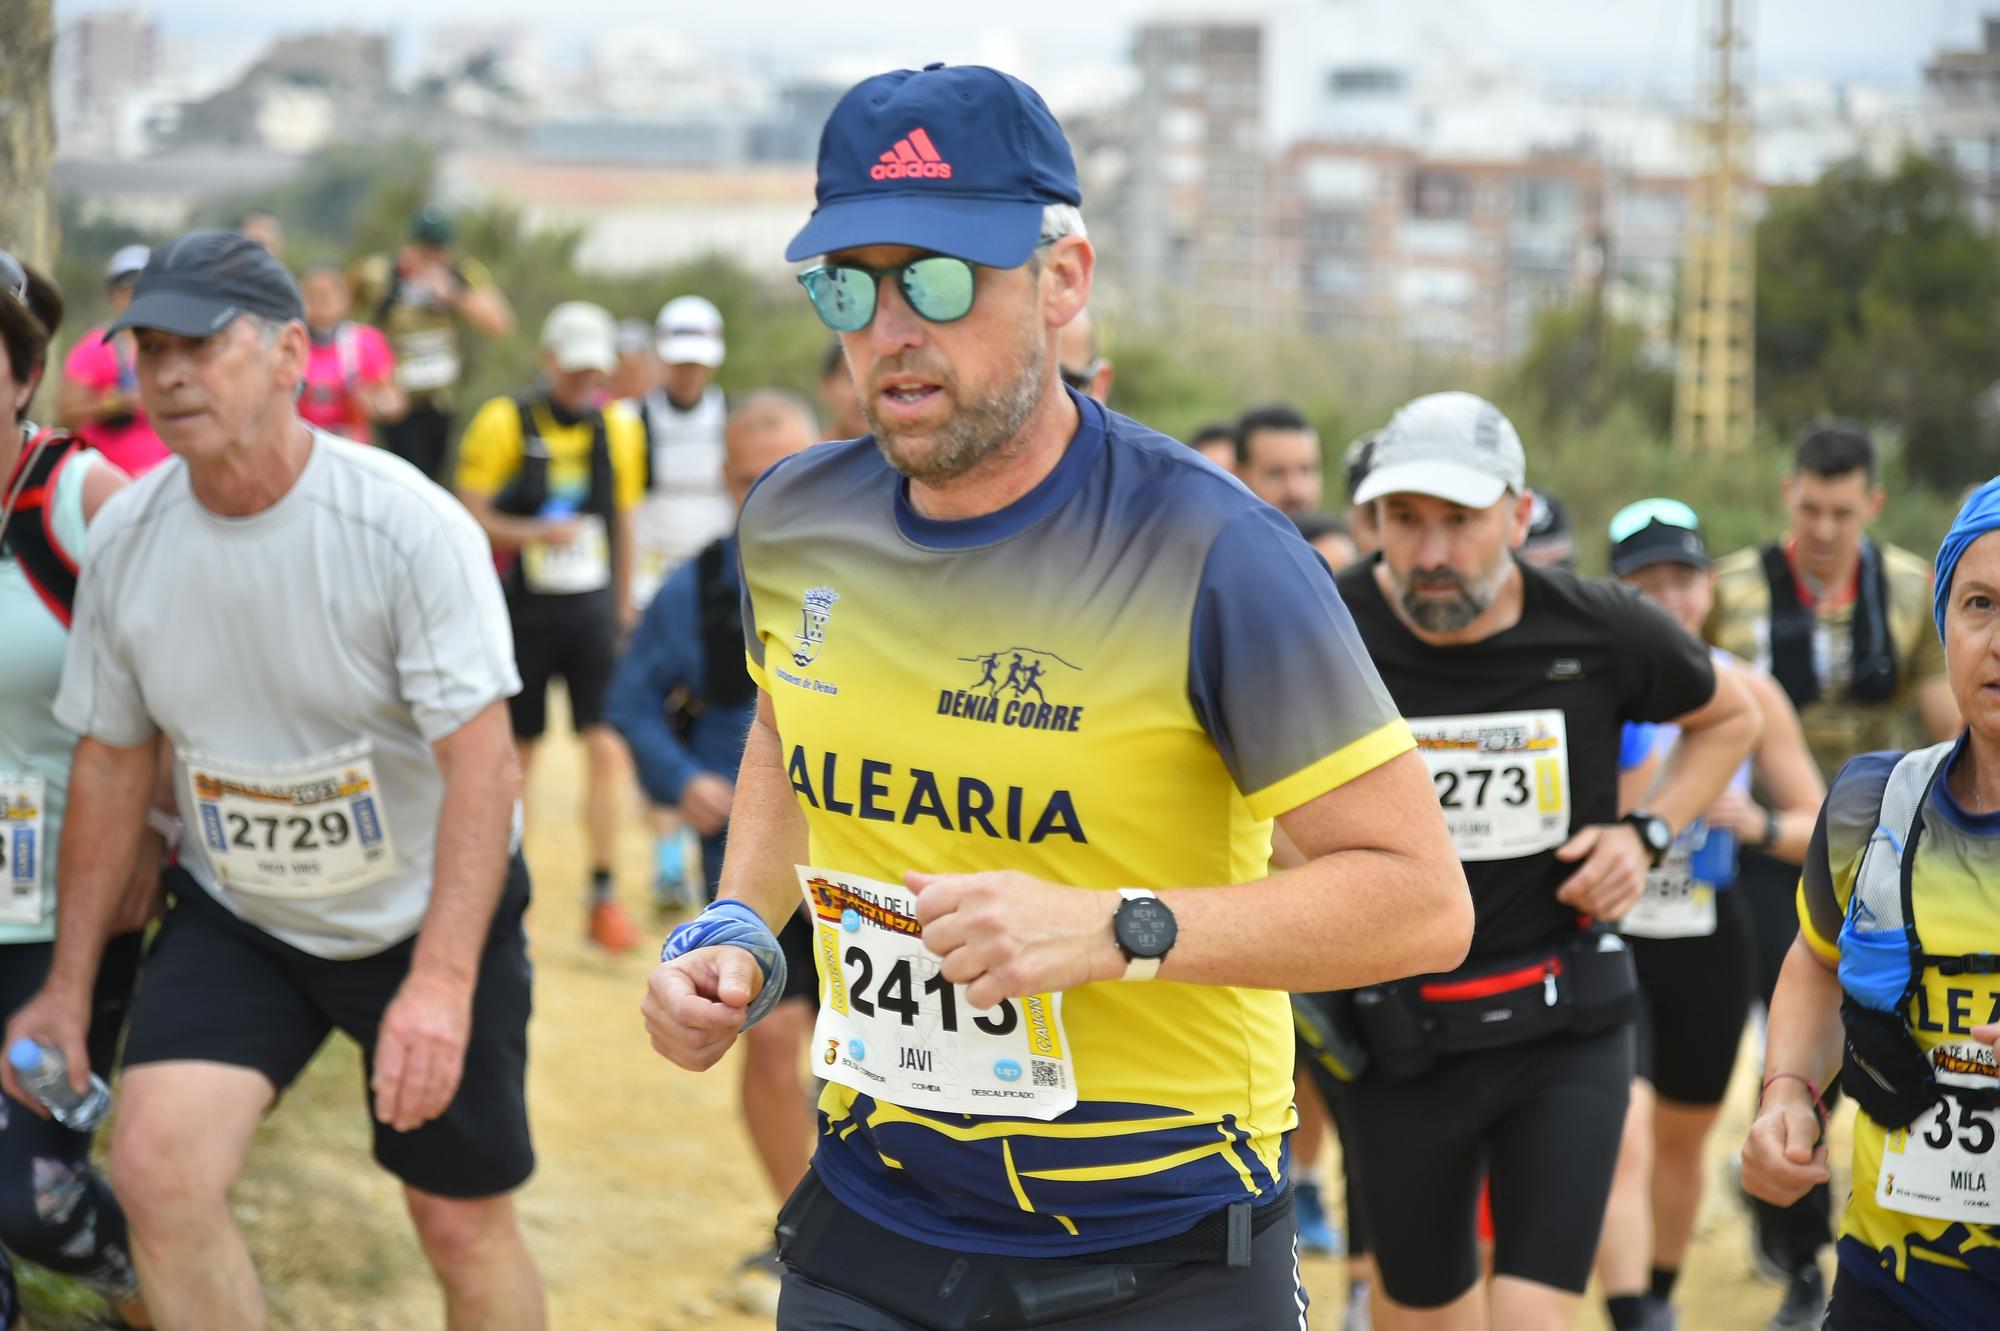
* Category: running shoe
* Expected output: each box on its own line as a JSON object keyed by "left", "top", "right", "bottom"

{"left": 731, "top": 1245, "right": 785, "bottom": 1315}
{"left": 650, "top": 834, "right": 697, "bottom": 914}
{"left": 1643, "top": 1296, "right": 1678, "bottom": 1331}
{"left": 588, "top": 898, "right": 639, "bottom": 953}
{"left": 1343, "top": 1279, "right": 1371, "bottom": 1331}
{"left": 1295, "top": 1179, "right": 1339, "bottom": 1257}
{"left": 1766, "top": 1264, "right": 1825, "bottom": 1330}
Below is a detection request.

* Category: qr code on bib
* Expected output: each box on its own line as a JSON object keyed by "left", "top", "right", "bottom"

{"left": 1032, "top": 1060, "right": 1063, "bottom": 1089}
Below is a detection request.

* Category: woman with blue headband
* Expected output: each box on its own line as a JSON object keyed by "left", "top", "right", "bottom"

{"left": 1743, "top": 477, "right": 2000, "bottom": 1330}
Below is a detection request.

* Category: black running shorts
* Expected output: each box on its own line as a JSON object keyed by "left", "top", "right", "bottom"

{"left": 1630, "top": 885, "right": 1754, "bottom": 1106}
{"left": 507, "top": 587, "right": 618, "bottom": 740}
{"left": 122, "top": 861, "right": 535, "bottom": 1199}
{"left": 1340, "top": 1025, "right": 1634, "bottom": 1308}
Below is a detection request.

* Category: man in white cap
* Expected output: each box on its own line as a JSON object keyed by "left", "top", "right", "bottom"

{"left": 1322, "top": 391, "right": 1760, "bottom": 1331}
{"left": 56, "top": 245, "right": 170, "bottom": 476}
{"left": 455, "top": 302, "right": 649, "bottom": 954}
{"left": 628, "top": 295, "right": 733, "bottom": 912}
{"left": 631, "top": 295, "right": 731, "bottom": 610}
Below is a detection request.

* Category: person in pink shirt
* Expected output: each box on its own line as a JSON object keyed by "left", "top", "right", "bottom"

{"left": 297, "top": 262, "right": 401, "bottom": 444}
{"left": 56, "top": 245, "right": 169, "bottom": 475}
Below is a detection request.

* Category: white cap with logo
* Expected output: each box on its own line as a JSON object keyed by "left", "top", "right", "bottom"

{"left": 1353, "top": 391, "right": 1527, "bottom": 510}
{"left": 655, "top": 295, "right": 725, "bottom": 368}
{"left": 540, "top": 301, "right": 618, "bottom": 374}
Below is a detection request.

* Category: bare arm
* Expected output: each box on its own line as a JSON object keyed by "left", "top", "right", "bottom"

{"left": 644, "top": 689, "right": 808, "bottom": 1070}
{"left": 78, "top": 456, "right": 129, "bottom": 522}
{"left": 1644, "top": 661, "right": 1762, "bottom": 834}
{"left": 457, "top": 286, "right": 514, "bottom": 339}
{"left": 1617, "top": 746, "right": 1660, "bottom": 816}
{"left": 370, "top": 700, "right": 520, "bottom": 1132}
{"left": 1916, "top": 676, "right": 1962, "bottom": 743}
{"left": 612, "top": 507, "right": 633, "bottom": 623}
{"left": 412, "top": 700, "right": 520, "bottom": 984}
{"left": 45, "top": 737, "right": 154, "bottom": 998}
{"left": 914, "top": 747, "right": 1473, "bottom": 1007}
{"left": 1743, "top": 668, "right": 1827, "bottom": 864}
{"left": 1742, "top": 936, "right": 1842, "bottom": 1204}
{"left": 1149, "top": 748, "right": 1470, "bottom": 989}
{"left": 716, "top": 689, "right": 810, "bottom": 930}
{"left": 1558, "top": 662, "right": 1762, "bottom": 919}
{"left": 457, "top": 487, "right": 574, "bottom": 553}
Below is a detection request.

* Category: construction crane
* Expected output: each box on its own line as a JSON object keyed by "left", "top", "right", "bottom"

{"left": 1672, "top": 0, "right": 1757, "bottom": 453}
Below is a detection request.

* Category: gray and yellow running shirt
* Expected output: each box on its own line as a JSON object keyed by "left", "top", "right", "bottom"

{"left": 738, "top": 389, "right": 1412, "bottom": 1256}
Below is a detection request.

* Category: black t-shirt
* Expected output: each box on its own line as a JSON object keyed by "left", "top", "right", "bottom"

{"left": 1335, "top": 556, "right": 1718, "bottom": 961}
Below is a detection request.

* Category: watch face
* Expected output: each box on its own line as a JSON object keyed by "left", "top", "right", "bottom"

{"left": 1117, "top": 898, "right": 1178, "bottom": 959}
{"left": 1636, "top": 816, "right": 1670, "bottom": 853}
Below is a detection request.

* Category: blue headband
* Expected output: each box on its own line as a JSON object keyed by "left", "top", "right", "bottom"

{"left": 1934, "top": 475, "right": 2000, "bottom": 641}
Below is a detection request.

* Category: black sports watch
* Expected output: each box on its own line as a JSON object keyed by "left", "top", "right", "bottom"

{"left": 1113, "top": 889, "right": 1178, "bottom": 981}
{"left": 1622, "top": 812, "right": 1673, "bottom": 868}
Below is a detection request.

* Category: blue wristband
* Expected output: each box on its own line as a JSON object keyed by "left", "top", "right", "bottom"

{"left": 661, "top": 900, "right": 790, "bottom": 1030}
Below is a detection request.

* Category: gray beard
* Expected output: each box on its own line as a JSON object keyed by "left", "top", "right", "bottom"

{"left": 870, "top": 336, "right": 1046, "bottom": 487}
{"left": 1398, "top": 566, "right": 1499, "bottom": 632}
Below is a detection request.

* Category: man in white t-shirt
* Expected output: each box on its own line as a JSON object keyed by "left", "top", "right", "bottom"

{"left": 629, "top": 294, "right": 731, "bottom": 612}
{"left": 1, "top": 230, "right": 544, "bottom": 1330}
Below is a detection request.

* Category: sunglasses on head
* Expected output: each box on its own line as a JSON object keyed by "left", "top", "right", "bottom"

{"left": 1060, "top": 358, "right": 1105, "bottom": 393}
{"left": 0, "top": 251, "right": 30, "bottom": 313}
{"left": 1608, "top": 497, "right": 1701, "bottom": 544}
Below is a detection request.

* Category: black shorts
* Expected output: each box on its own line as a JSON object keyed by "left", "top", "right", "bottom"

{"left": 1340, "top": 1024, "right": 1634, "bottom": 1308}
{"left": 122, "top": 861, "right": 535, "bottom": 1199}
{"left": 507, "top": 589, "right": 617, "bottom": 740}
{"left": 377, "top": 401, "right": 454, "bottom": 482}
{"left": 1630, "top": 885, "right": 1754, "bottom": 1106}
{"left": 1822, "top": 1265, "right": 1931, "bottom": 1331}
{"left": 777, "top": 907, "right": 817, "bottom": 1006}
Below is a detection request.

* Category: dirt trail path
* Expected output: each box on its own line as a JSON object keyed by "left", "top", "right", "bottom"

{"left": 224, "top": 715, "right": 1841, "bottom": 1329}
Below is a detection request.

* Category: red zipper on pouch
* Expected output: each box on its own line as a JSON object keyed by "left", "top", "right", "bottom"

{"left": 1420, "top": 958, "right": 1560, "bottom": 1003}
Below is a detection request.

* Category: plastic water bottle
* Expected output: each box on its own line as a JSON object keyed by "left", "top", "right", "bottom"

{"left": 8, "top": 1040, "right": 110, "bottom": 1132}
{"left": 1689, "top": 822, "right": 1738, "bottom": 887}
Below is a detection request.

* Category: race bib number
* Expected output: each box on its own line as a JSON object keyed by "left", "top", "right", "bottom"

{"left": 1411, "top": 711, "right": 1571, "bottom": 861}
{"left": 522, "top": 513, "right": 611, "bottom": 595}
{"left": 1878, "top": 1052, "right": 2000, "bottom": 1224}
{"left": 394, "top": 329, "right": 460, "bottom": 393}
{"left": 797, "top": 866, "right": 1077, "bottom": 1121}
{"left": 186, "top": 743, "right": 396, "bottom": 899}
{"left": 0, "top": 775, "right": 46, "bottom": 926}
{"left": 1617, "top": 840, "right": 1715, "bottom": 939}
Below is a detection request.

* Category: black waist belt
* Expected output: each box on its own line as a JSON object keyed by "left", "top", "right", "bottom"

{"left": 773, "top": 1169, "right": 1291, "bottom": 1330}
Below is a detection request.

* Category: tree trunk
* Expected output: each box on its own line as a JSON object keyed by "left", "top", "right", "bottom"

{"left": 0, "top": 0, "right": 58, "bottom": 270}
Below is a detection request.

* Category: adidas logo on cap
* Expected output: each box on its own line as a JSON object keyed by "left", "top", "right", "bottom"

{"left": 871, "top": 127, "right": 953, "bottom": 181}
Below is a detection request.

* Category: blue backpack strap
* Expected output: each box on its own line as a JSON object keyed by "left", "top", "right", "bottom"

{"left": 1840, "top": 741, "right": 1955, "bottom": 1011}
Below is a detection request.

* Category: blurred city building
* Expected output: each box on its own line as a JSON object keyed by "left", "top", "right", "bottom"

{"left": 1924, "top": 16, "right": 2000, "bottom": 227}
{"left": 48, "top": 4, "right": 1960, "bottom": 368}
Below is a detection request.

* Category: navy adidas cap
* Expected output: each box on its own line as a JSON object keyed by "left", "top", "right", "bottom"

{"left": 105, "top": 228, "right": 304, "bottom": 341}
{"left": 786, "top": 63, "right": 1082, "bottom": 269}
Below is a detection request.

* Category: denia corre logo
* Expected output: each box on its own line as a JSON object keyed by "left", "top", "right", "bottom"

{"left": 938, "top": 647, "right": 1086, "bottom": 733}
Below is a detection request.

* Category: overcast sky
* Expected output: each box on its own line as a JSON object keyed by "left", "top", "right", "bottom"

{"left": 57, "top": 0, "right": 1994, "bottom": 93}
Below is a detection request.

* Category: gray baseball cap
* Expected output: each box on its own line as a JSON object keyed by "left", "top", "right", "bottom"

{"left": 1353, "top": 392, "right": 1526, "bottom": 510}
